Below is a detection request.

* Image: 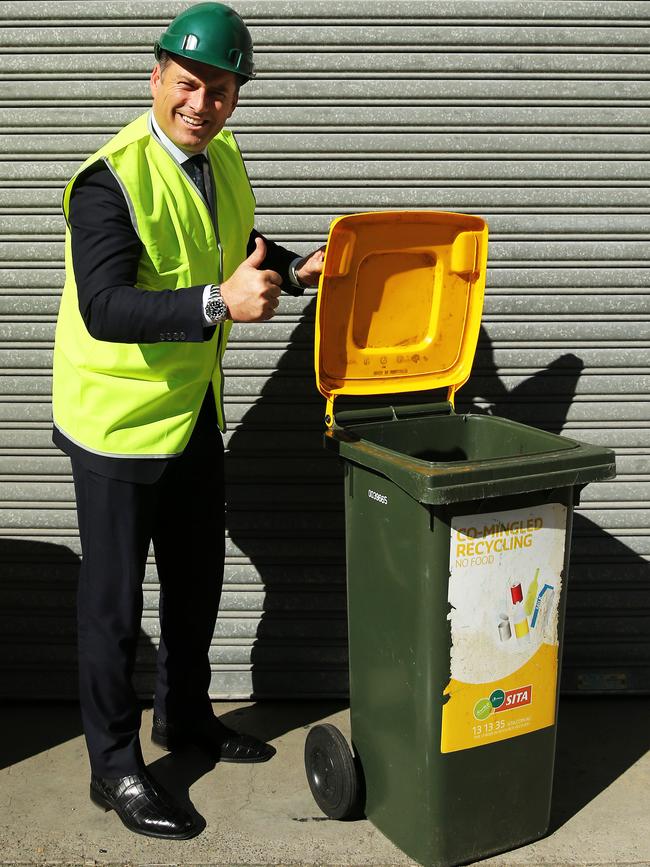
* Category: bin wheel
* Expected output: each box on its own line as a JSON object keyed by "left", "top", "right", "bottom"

{"left": 304, "top": 723, "right": 362, "bottom": 820}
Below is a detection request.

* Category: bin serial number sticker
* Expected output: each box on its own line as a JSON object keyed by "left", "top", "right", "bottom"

{"left": 368, "top": 489, "right": 388, "bottom": 505}
{"left": 441, "top": 503, "right": 567, "bottom": 754}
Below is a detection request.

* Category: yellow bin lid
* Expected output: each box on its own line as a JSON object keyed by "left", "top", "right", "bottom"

{"left": 315, "top": 210, "right": 489, "bottom": 425}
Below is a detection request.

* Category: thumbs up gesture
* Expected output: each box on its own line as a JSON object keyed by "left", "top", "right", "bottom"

{"left": 221, "top": 236, "right": 282, "bottom": 322}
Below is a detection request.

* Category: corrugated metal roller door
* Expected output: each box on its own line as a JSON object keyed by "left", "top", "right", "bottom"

{"left": 0, "top": 1, "right": 647, "bottom": 698}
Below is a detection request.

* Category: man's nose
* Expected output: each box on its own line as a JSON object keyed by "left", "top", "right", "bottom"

{"left": 188, "top": 87, "right": 209, "bottom": 113}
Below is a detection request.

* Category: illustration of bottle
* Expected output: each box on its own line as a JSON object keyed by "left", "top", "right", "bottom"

{"left": 525, "top": 568, "right": 540, "bottom": 617}
{"left": 509, "top": 582, "right": 530, "bottom": 641}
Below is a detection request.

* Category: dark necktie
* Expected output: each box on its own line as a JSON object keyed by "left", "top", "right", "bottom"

{"left": 184, "top": 153, "right": 208, "bottom": 200}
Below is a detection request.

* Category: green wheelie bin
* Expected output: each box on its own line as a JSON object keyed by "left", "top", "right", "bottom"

{"left": 303, "top": 211, "right": 616, "bottom": 867}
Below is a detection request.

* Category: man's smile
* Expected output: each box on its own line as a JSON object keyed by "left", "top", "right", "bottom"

{"left": 177, "top": 112, "right": 207, "bottom": 129}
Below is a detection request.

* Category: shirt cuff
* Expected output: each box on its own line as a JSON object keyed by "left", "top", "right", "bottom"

{"left": 289, "top": 256, "right": 306, "bottom": 289}
{"left": 202, "top": 284, "right": 213, "bottom": 325}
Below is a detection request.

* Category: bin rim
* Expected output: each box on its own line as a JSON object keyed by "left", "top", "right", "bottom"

{"left": 325, "top": 404, "right": 617, "bottom": 505}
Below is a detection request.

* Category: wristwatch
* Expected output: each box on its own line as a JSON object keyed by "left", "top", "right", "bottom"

{"left": 204, "top": 284, "right": 229, "bottom": 323}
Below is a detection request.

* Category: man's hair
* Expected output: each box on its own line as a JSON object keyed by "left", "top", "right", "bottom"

{"left": 157, "top": 48, "right": 245, "bottom": 89}
{"left": 158, "top": 48, "right": 173, "bottom": 76}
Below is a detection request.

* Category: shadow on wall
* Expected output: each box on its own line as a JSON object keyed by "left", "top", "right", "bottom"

{"left": 0, "top": 533, "right": 338, "bottom": 778}
{"left": 2, "top": 309, "right": 647, "bottom": 813}
{"left": 0, "top": 538, "right": 162, "bottom": 769}
{"left": 458, "top": 326, "right": 650, "bottom": 695}
{"left": 0, "top": 539, "right": 83, "bottom": 767}
{"left": 459, "top": 326, "right": 586, "bottom": 432}
{"left": 225, "top": 311, "right": 649, "bottom": 700}
{"left": 224, "top": 295, "right": 347, "bottom": 701}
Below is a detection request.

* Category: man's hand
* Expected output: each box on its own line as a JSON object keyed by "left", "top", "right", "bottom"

{"left": 295, "top": 245, "right": 326, "bottom": 287}
{"left": 221, "top": 236, "right": 281, "bottom": 322}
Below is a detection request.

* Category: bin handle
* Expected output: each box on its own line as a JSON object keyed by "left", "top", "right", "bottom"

{"left": 326, "top": 392, "right": 456, "bottom": 427}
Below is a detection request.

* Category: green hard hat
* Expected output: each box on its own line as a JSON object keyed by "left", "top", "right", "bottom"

{"left": 154, "top": 2, "right": 255, "bottom": 81}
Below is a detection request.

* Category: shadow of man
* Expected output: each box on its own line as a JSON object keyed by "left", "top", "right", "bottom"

{"left": 223, "top": 294, "right": 347, "bottom": 740}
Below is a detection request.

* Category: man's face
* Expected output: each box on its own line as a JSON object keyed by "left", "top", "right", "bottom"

{"left": 150, "top": 55, "right": 239, "bottom": 153}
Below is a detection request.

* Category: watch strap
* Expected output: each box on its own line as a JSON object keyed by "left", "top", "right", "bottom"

{"left": 204, "top": 283, "right": 229, "bottom": 324}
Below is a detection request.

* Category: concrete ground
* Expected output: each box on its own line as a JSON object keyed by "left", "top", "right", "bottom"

{"left": 0, "top": 698, "right": 648, "bottom": 867}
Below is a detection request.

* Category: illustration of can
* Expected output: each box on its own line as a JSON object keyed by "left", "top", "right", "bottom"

{"left": 509, "top": 582, "right": 530, "bottom": 641}
{"left": 498, "top": 615, "right": 512, "bottom": 642}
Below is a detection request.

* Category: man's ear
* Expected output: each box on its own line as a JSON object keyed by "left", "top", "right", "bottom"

{"left": 228, "top": 90, "right": 239, "bottom": 119}
{"left": 150, "top": 64, "right": 161, "bottom": 99}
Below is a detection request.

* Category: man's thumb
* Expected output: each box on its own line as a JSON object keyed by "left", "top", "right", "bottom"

{"left": 246, "top": 235, "right": 266, "bottom": 268}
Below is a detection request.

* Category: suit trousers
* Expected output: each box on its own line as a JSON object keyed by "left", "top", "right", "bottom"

{"left": 71, "top": 394, "right": 225, "bottom": 777}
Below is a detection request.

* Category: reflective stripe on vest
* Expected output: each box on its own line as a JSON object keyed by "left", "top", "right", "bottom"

{"left": 52, "top": 112, "right": 255, "bottom": 457}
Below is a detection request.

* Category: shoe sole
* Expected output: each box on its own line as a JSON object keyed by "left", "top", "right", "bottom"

{"left": 89, "top": 784, "right": 202, "bottom": 840}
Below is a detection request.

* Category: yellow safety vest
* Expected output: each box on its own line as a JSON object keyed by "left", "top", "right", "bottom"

{"left": 52, "top": 112, "right": 254, "bottom": 457}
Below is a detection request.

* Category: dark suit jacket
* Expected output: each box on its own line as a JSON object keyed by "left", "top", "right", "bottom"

{"left": 54, "top": 161, "right": 303, "bottom": 482}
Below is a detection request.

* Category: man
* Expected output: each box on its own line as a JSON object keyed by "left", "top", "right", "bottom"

{"left": 51, "top": 2, "right": 324, "bottom": 840}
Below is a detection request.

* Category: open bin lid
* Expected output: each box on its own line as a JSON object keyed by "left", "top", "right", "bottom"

{"left": 315, "top": 210, "right": 489, "bottom": 424}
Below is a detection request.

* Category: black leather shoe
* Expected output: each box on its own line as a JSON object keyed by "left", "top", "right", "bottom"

{"left": 89, "top": 771, "right": 201, "bottom": 839}
{"left": 151, "top": 714, "right": 276, "bottom": 763}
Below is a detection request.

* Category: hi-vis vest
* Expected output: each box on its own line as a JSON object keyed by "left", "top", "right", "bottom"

{"left": 52, "top": 112, "right": 255, "bottom": 458}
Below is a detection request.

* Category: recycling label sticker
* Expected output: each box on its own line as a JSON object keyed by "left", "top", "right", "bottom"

{"left": 440, "top": 503, "right": 567, "bottom": 753}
